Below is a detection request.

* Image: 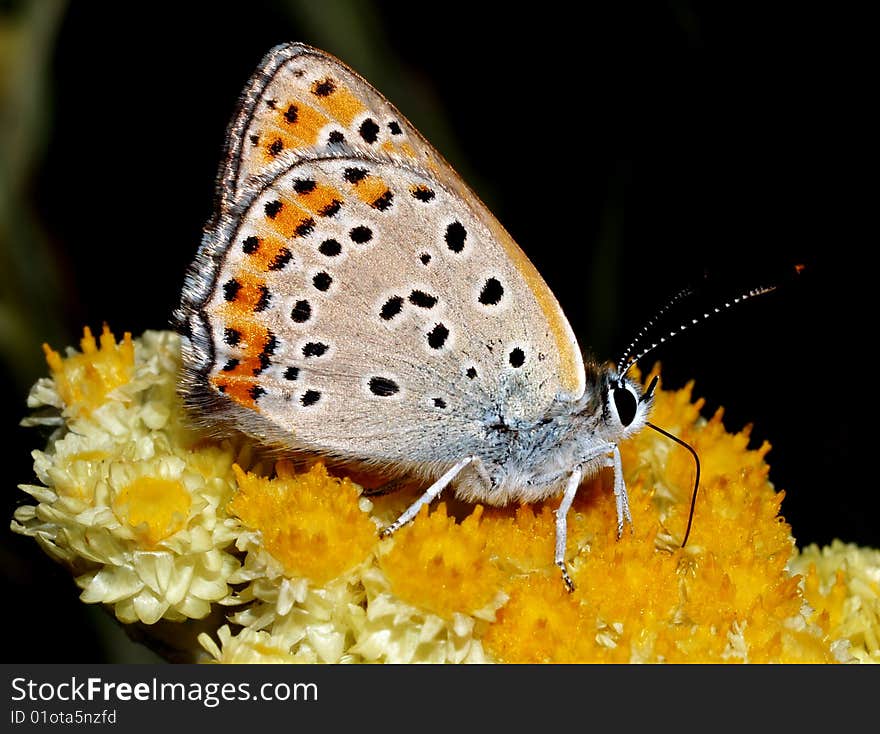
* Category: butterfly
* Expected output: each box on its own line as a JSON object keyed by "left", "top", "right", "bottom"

{"left": 174, "top": 42, "right": 667, "bottom": 591}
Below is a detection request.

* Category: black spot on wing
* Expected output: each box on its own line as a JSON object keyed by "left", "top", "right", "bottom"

{"left": 254, "top": 332, "right": 277, "bottom": 374}
{"left": 349, "top": 226, "right": 372, "bottom": 244}
{"left": 318, "top": 239, "right": 342, "bottom": 257}
{"left": 408, "top": 290, "right": 437, "bottom": 309}
{"left": 223, "top": 279, "right": 241, "bottom": 302}
{"left": 319, "top": 199, "right": 341, "bottom": 218}
{"left": 300, "top": 389, "right": 321, "bottom": 406}
{"left": 368, "top": 376, "right": 399, "bottom": 396}
{"left": 293, "top": 178, "right": 317, "bottom": 194}
{"left": 412, "top": 185, "right": 435, "bottom": 202}
{"left": 359, "top": 118, "right": 380, "bottom": 144}
{"left": 303, "top": 342, "right": 328, "bottom": 358}
{"left": 311, "top": 78, "right": 336, "bottom": 97}
{"left": 344, "top": 167, "right": 368, "bottom": 184}
{"left": 427, "top": 323, "right": 449, "bottom": 349}
{"left": 478, "top": 278, "right": 504, "bottom": 305}
{"left": 268, "top": 247, "right": 292, "bottom": 271}
{"left": 290, "top": 300, "right": 312, "bottom": 323}
{"left": 254, "top": 286, "right": 271, "bottom": 312}
{"left": 224, "top": 328, "right": 241, "bottom": 346}
{"left": 295, "top": 218, "right": 315, "bottom": 238}
{"left": 380, "top": 296, "right": 403, "bottom": 321}
{"left": 445, "top": 221, "right": 466, "bottom": 253}
{"left": 371, "top": 190, "right": 394, "bottom": 211}
{"left": 312, "top": 272, "right": 332, "bottom": 291}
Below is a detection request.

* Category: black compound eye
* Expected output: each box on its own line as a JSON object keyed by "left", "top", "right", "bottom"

{"left": 613, "top": 386, "right": 638, "bottom": 427}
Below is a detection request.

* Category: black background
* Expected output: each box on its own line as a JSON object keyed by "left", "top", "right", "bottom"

{"left": 2, "top": 2, "right": 874, "bottom": 662}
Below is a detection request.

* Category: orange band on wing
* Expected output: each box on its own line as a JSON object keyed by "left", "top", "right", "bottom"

{"left": 348, "top": 174, "right": 392, "bottom": 209}
{"left": 294, "top": 182, "right": 345, "bottom": 218}
{"left": 264, "top": 199, "right": 317, "bottom": 240}
{"left": 311, "top": 83, "right": 365, "bottom": 126}
{"left": 210, "top": 374, "right": 260, "bottom": 409}
{"left": 242, "top": 234, "right": 293, "bottom": 273}
{"left": 255, "top": 101, "right": 330, "bottom": 166}
{"left": 209, "top": 314, "right": 277, "bottom": 410}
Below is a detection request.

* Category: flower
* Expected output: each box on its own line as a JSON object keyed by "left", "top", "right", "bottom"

{"left": 379, "top": 503, "right": 507, "bottom": 619}
{"left": 790, "top": 540, "right": 880, "bottom": 663}
{"left": 229, "top": 461, "right": 376, "bottom": 586}
{"left": 12, "top": 328, "right": 879, "bottom": 662}
{"left": 40, "top": 325, "right": 135, "bottom": 418}
{"left": 13, "top": 328, "right": 243, "bottom": 624}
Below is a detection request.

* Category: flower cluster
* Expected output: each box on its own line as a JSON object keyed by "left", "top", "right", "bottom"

{"left": 14, "top": 328, "right": 242, "bottom": 624}
{"left": 11, "top": 327, "right": 876, "bottom": 662}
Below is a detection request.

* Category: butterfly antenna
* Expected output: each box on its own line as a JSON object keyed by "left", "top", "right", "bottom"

{"left": 615, "top": 284, "right": 695, "bottom": 375}
{"left": 622, "top": 265, "right": 803, "bottom": 546}
{"left": 646, "top": 421, "right": 700, "bottom": 547}
{"left": 617, "top": 282, "right": 781, "bottom": 378}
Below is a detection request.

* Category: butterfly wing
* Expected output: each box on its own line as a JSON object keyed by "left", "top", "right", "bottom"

{"left": 216, "top": 43, "right": 449, "bottom": 212}
{"left": 176, "top": 43, "right": 585, "bottom": 471}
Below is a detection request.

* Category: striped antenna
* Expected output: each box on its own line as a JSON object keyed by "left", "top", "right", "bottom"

{"left": 617, "top": 283, "right": 780, "bottom": 378}
{"left": 620, "top": 264, "right": 803, "bottom": 548}
{"left": 615, "top": 284, "right": 695, "bottom": 375}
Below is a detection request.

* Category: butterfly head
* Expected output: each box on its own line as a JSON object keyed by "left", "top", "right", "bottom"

{"left": 600, "top": 369, "right": 658, "bottom": 441}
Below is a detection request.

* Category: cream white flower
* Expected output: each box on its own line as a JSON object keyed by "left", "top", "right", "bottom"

{"left": 791, "top": 540, "right": 880, "bottom": 664}
{"left": 12, "top": 328, "right": 243, "bottom": 624}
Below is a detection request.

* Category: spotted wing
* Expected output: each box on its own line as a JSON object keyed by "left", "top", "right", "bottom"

{"left": 176, "top": 44, "right": 586, "bottom": 468}
{"left": 216, "top": 42, "right": 449, "bottom": 212}
{"left": 207, "top": 41, "right": 584, "bottom": 398}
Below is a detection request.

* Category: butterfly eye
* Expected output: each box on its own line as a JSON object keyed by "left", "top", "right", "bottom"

{"left": 612, "top": 384, "right": 638, "bottom": 427}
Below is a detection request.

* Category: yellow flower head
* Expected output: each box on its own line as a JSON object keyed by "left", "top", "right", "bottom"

{"left": 380, "top": 503, "right": 506, "bottom": 619}
{"left": 42, "top": 325, "right": 134, "bottom": 418}
{"left": 112, "top": 476, "right": 191, "bottom": 548}
{"left": 482, "top": 573, "right": 594, "bottom": 663}
{"left": 229, "top": 461, "right": 376, "bottom": 586}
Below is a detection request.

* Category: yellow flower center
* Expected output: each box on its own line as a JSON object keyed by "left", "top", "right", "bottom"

{"left": 229, "top": 461, "right": 376, "bottom": 585}
{"left": 112, "top": 476, "right": 191, "bottom": 547}
{"left": 43, "top": 325, "right": 135, "bottom": 416}
{"left": 380, "top": 503, "right": 505, "bottom": 619}
{"left": 482, "top": 574, "right": 593, "bottom": 663}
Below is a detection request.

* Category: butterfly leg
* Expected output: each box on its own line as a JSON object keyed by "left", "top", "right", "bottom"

{"left": 555, "top": 444, "right": 633, "bottom": 591}
{"left": 380, "top": 456, "right": 475, "bottom": 537}
{"left": 555, "top": 466, "right": 585, "bottom": 592}
{"left": 604, "top": 446, "right": 633, "bottom": 537}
